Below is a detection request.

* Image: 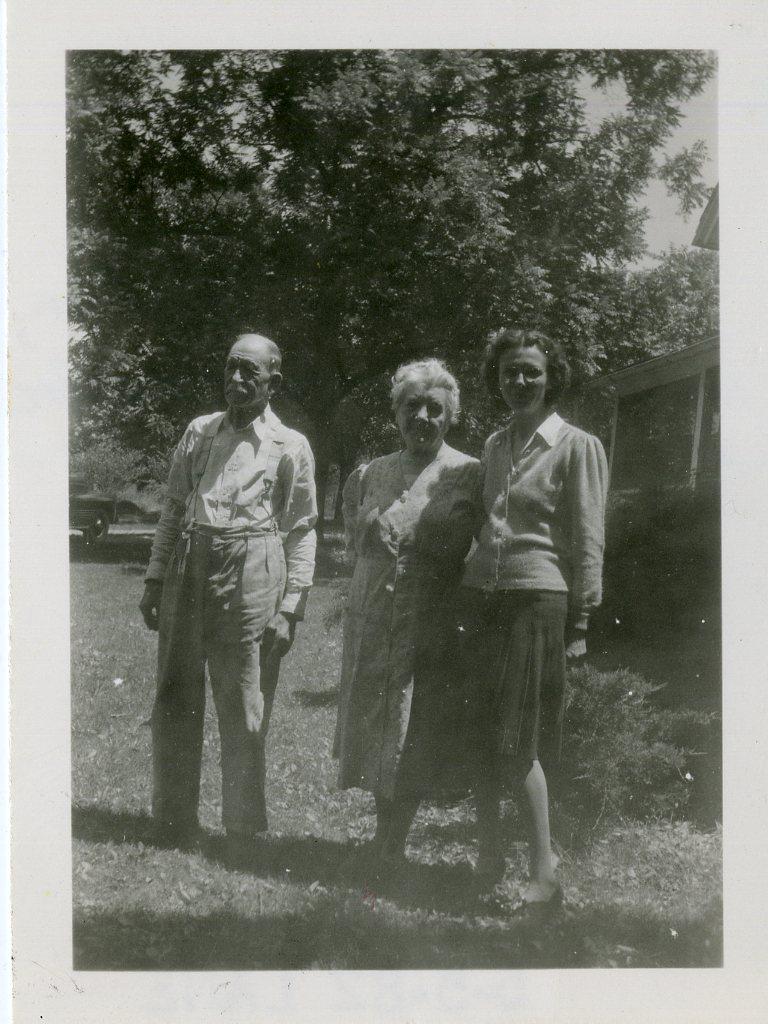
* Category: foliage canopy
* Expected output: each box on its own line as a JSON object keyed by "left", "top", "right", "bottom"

{"left": 68, "top": 49, "right": 716, "bottom": 474}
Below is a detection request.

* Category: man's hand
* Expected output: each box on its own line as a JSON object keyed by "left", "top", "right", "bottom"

{"left": 565, "top": 631, "right": 587, "bottom": 661}
{"left": 243, "top": 686, "right": 265, "bottom": 733}
{"left": 262, "top": 611, "right": 296, "bottom": 658}
{"left": 139, "top": 580, "right": 163, "bottom": 631}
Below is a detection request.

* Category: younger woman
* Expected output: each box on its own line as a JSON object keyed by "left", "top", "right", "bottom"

{"left": 460, "top": 328, "right": 608, "bottom": 904}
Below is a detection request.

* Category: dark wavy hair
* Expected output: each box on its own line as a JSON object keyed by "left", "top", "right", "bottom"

{"left": 481, "top": 327, "right": 571, "bottom": 409}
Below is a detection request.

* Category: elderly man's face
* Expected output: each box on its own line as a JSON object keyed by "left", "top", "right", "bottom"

{"left": 224, "top": 338, "right": 279, "bottom": 415}
{"left": 395, "top": 383, "right": 451, "bottom": 457}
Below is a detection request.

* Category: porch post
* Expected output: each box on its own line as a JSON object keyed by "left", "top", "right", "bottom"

{"left": 689, "top": 368, "right": 707, "bottom": 489}
{"left": 608, "top": 391, "right": 619, "bottom": 481}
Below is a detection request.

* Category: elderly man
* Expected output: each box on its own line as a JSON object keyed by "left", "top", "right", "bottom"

{"left": 139, "top": 333, "right": 317, "bottom": 857}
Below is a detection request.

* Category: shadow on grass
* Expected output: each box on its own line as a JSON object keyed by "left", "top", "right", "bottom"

{"left": 73, "top": 804, "right": 160, "bottom": 847}
{"left": 416, "top": 818, "right": 476, "bottom": 845}
{"left": 70, "top": 533, "right": 154, "bottom": 567}
{"left": 72, "top": 804, "right": 722, "bottom": 970}
{"left": 74, "top": 905, "right": 339, "bottom": 970}
{"left": 73, "top": 896, "right": 722, "bottom": 971}
{"left": 72, "top": 803, "right": 346, "bottom": 880}
{"left": 73, "top": 803, "right": 480, "bottom": 915}
{"left": 293, "top": 686, "right": 340, "bottom": 708}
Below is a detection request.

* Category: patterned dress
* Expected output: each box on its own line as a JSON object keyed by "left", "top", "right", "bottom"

{"left": 333, "top": 443, "right": 479, "bottom": 801}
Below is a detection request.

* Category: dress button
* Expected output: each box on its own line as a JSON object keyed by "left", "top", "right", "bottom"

{"left": 385, "top": 583, "right": 394, "bottom": 593}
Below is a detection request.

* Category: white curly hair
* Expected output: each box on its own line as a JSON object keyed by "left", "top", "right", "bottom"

{"left": 390, "top": 358, "right": 461, "bottom": 424}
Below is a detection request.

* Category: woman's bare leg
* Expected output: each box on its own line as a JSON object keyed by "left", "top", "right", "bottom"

{"left": 521, "top": 759, "right": 559, "bottom": 901}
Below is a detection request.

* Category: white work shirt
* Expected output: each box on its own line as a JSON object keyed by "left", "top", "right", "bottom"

{"left": 146, "top": 405, "right": 317, "bottom": 618}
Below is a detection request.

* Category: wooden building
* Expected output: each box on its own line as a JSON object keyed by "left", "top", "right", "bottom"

{"left": 577, "top": 335, "right": 719, "bottom": 496}
{"left": 563, "top": 188, "right": 721, "bottom": 638}
{"left": 572, "top": 185, "right": 720, "bottom": 497}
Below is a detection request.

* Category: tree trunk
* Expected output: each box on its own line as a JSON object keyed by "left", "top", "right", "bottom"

{"left": 333, "top": 459, "right": 353, "bottom": 522}
{"left": 315, "top": 457, "right": 329, "bottom": 542}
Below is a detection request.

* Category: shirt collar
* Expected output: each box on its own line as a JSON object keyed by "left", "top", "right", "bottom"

{"left": 506, "top": 410, "right": 564, "bottom": 453}
{"left": 222, "top": 403, "right": 278, "bottom": 439}
{"left": 535, "top": 411, "right": 565, "bottom": 448}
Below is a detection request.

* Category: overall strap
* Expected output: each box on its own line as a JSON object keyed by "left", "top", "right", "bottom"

{"left": 249, "top": 422, "right": 277, "bottom": 479}
{"left": 185, "top": 431, "right": 218, "bottom": 519}
{"left": 261, "top": 434, "right": 286, "bottom": 497}
{"left": 257, "top": 437, "right": 286, "bottom": 535}
{"left": 189, "top": 413, "right": 227, "bottom": 486}
{"left": 248, "top": 422, "right": 287, "bottom": 522}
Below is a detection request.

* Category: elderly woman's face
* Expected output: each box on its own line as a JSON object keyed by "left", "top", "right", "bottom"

{"left": 498, "top": 344, "right": 548, "bottom": 418}
{"left": 395, "top": 383, "right": 451, "bottom": 456}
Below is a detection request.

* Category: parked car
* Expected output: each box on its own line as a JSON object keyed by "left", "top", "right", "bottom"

{"left": 69, "top": 474, "right": 119, "bottom": 542}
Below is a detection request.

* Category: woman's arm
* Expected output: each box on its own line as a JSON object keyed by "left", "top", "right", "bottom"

{"left": 472, "top": 438, "right": 491, "bottom": 540}
{"left": 565, "top": 431, "right": 609, "bottom": 643}
{"left": 341, "top": 463, "right": 368, "bottom": 569}
{"left": 144, "top": 423, "right": 198, "bottom": 583}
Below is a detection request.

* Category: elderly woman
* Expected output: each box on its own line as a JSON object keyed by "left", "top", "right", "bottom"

{"left": 334, "top": 358, "right": 479, "bottom": 872}
{"left": 460, "top": 328, "right": 608, "bottom": 905}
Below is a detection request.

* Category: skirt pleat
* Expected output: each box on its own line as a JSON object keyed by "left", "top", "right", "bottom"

{"left": 457, "top": 588, "right": 568, "bottom": 788}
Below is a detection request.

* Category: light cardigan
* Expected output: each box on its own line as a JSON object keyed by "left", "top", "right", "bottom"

{"left": 462, "top": 412, "right": 609, "bottom": 631}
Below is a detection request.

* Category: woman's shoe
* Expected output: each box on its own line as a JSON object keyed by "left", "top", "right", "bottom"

{"left": 518, "top": 850, "right": 561, "bottom": 906}
{"left": 519, "top": 878, "right": 563, "bottom": 908}
{"left": 480, "top": 878, "right": 562, "bottom": 915}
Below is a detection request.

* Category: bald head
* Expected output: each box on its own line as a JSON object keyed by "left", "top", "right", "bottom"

{"left": 224, "top": 333, "right": 283, "bottom": 424}
{"left": 229, "top": 333, "right": 282, "bottom": 372}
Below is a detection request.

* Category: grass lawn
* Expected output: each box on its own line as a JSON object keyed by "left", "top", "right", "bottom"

{"left": 70, "top": 531, "right": 722, "bottom": 970}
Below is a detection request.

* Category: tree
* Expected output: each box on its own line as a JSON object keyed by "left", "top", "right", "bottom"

{"left": 68, "top": 49, "right": 716, "bottom": 512}
{"left": 603, "top": 246, "right": 718, "bottom": 371}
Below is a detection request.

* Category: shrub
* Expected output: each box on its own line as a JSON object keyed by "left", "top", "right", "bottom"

{"left": 70, "top": 438, "right": 145, "bottom": 495}
{"left": 70, "top": 436, "right": 173, "bottom": 517}
{"left": 115, "top": 482, "right": 166, "bottom": 522}
{"left": 556, "top": 663, "right": 717, "bottom": 844}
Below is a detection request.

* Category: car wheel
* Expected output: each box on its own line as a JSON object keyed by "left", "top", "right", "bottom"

{"left": 85, "top": 513, "right": 110, "bottom": 544}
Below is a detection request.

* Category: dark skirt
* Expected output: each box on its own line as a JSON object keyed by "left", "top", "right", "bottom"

{"left": 456, "top": 588, "right": 568, "bottom": 788}
{"left": 393, "top": 588, "right": 481, "bottom": 800}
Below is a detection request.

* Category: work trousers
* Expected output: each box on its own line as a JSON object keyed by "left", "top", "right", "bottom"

{"left": 151, "top": 525, "right": 286, "bottom": 836}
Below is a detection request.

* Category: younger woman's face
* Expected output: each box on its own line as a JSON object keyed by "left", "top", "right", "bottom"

{"left": 498, "top": 344, "right": 548, "bottom": 417}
